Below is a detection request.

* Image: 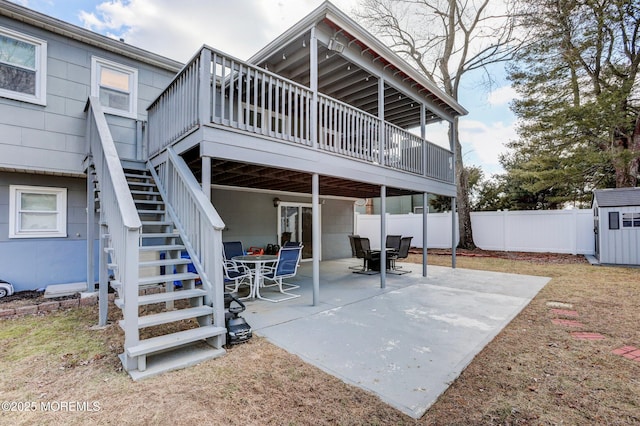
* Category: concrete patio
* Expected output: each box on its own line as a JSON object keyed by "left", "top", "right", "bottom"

{"left": 240, "top": 259, "right": 550, "bottom": 419}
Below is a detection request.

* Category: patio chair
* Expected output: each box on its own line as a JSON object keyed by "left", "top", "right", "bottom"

{"left": 259, "top": 246, "right": 302, "bottom": 302}
{"left": 283, "top": 241, "right": 301, "bottom": 247}
{"left": 222, "top": 241, "right": 251, "bottom": 294}
{"left": 347, "top": 234, "right": 363, "bottom": 270}
{"left": 222, "top": 257, "right": 253, "bottom": 295}
{"left": 353, "top": 237, "right": 380, "bottom": 275}
{"left": 223, "top": 241, "right": 244, "bottom": 260}
{"left": 388, "top": 236, "right": 412, "bottom": 274}
{"left": 386, "top": 235, "right": 402, "bottom": 252}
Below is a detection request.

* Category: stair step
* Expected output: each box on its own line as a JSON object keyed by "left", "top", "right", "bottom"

{"left": 131, "top": 190, "right": 160, "bottom": 196}
{"left": 138, "top": 209, "right": 166, "bottom": 215}
{"left": 139, "top": 244, "right": 185, "bottom": 252}
{"left": 124, "top": 172, "right": 152, "bottom": 179}
{"left": 119, "top": 306, "right": 214, "bottom": 329}
{"left": 134, "top": 199, "right": 164, "bottom": 205}
{"left": 141, "top": 232, "right": 179, "bottom": 239}
{"left": 123, "top": 342, "right": 226, "bottom": 381}
{"left": 139, "top": 257, "right": 192, "bottom": 268}
{"left": 126, "top": 325, "right": 226, "bottom": 358}
{"left": 114, "top": 288, "right": 208, "bottom": 308}
{"left": 127, "top": 182, "right": 156, "bottom": 188}
{"left": 139, "top": 272, "right": 199, "bottom": 286}
{"left": 141, "top": 220, "right": 173, "bottom": 226}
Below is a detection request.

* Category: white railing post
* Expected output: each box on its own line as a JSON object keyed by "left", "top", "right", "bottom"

{"left": 199, "top": 48, "right": 212, "bottom": 126}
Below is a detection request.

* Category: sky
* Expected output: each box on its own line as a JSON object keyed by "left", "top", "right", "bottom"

{"left": 10, "top": 0, "right": 518, "bottom": 176}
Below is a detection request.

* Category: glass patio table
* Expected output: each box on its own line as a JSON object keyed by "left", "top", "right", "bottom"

{"left": 232, "top": 255, "right": 278, "bottom": 300}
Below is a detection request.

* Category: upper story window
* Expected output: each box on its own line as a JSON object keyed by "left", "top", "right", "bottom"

{"left": 91, "top": 56, "right": 138, "bottom": 118}
{"left": 9, "top": 185, "right": 67, "bottom": 239}
{"left": 622, "top": 212, "right": 640, "bottom": 228}
{"left": 0, "top": 26, "right": 47, "bottom": 105}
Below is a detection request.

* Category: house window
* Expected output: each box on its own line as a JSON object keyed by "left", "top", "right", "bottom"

{"left": 0, "top": 26, "right": 47, "bottom": 105}
{"left": 9, "top": 185, "right": 67, "bottom": 238}
{"left": 622, "top": 212, "right": 640, "bottom": 228}
{"left": 91, "top": 56, "right": 137, "bottom": 118}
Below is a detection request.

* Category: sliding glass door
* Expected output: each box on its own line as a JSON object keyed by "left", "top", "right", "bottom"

{"left": 277, "top": 202, "right": 319, "bottom": 261}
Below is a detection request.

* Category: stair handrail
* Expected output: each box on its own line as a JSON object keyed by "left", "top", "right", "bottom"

{"left": 86, "top": 96, "right": 141, "bottom": 361}
{"left": 147, "top": 147, "right": 226, "bottom": 341}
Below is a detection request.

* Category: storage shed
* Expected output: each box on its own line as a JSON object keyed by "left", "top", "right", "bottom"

{"left": 592, "top": 188, "right": 640, "bottom": 266}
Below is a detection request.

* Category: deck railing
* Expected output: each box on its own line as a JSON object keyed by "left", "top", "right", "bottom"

{"left": 86, "top": 96, "right": 141, "bottom": 359}
{"left": 149, "top": 147, "right": 226, "bottom": 346}
{"left": 148, "top": 46, "right": 454, "bottom": 183}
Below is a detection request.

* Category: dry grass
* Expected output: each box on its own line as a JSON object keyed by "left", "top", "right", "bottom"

{"left": 1, "top": 253, "right": 639, "bottom": 425}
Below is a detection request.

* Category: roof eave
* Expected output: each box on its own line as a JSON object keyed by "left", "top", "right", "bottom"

{"left": 249, "top": 1, "right": 467, "bottom": 118}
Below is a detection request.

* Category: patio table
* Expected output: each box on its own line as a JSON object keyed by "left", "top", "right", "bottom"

{"left": 232, "top": 255, "right": 278, "bottom": 300}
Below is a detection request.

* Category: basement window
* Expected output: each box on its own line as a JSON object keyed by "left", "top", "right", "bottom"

{"left": 91, "top": 56, "right": 138, "bottom": 118}
{"left": 622, "top": 212, "right": 640, "bottom": 228}
{"left": 9, "top": 185, "right": 67, "bottom": 238}
{"left": 0, "top": 26, "right": 47, "bottom": 105}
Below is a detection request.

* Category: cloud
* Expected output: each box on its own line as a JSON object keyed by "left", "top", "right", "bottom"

{"left": 459, "top": 119, "right": 517, "bottom": 173}
{"left": 488, "top": 85, "right": 517, "bottom": 106}
{"left": 77, "top": 0, "right": 333, "bottom": 62}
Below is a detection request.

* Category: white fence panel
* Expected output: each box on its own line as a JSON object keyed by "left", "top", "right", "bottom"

{"left": 355, "top": 212, "right": 457, "bottom": 249}
{"left": 355, "top": 209, "right": 595, "bottom": 255}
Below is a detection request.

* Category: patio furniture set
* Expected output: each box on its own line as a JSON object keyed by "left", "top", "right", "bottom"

{"left": 348, "top": 235, "right": 413, "bottom": 275}
{"left": 222, "top": 241, "right": 302, "bottom": 302}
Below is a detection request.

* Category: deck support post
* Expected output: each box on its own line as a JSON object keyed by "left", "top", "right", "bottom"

{"left": 423, "top": 192, "right": 428, "bottom": 277}
{"left": 449, "top": 119, "right": 457, "bottom": 269}
{"left": 380, "top": 185, "right": 386, "bottom": 289}
{"left": 312, "top": 173, "right": 320, "bottom": 306}
{"left": 201, "top": 155, "right": 211, "bottom": 200}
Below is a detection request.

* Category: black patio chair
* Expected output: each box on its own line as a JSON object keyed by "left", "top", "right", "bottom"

{"left": 388, "top": 236, "right": 412, "bottom": 274}
{"left": 353, "top": 237, "right": 380, "bottom": 274}
{"left": 386, "top": 235, "right": 402, "bottom": 256}
{"left": 347, "top": 234, "right": 362, "bottom": 270}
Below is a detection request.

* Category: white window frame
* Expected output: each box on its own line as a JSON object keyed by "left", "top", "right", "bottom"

{"left": 0, "top": 26, "right": 47, "bottom": 105}
{"left": 622, "top": 212, "right": 640, "bottom": 228}
{"left": 91, "top": 56, "right": 138, "bottom": 118}
{"left": 9, "top": 185, "right": 67, "bottom": 238}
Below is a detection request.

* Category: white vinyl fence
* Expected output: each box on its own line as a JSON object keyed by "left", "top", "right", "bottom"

{"left": 355, "top": 209, "right": 595, "bottom": 255}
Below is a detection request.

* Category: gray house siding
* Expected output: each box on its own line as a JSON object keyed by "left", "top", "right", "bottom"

{"left": 0, "top": 15, "right": 178, "bottom": 291}
{"left": 0, "top": 15, "right": 176, "bottom": 174}
{"left": 213, "top": 188, "right": 354, "bottom": 260}
{"left": 0, "top": 172, "right": 100, "bottom": 291}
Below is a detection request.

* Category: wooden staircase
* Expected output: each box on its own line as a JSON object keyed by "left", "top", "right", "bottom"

{"left": 104, "top": 167, "right": 226, "bottom": 380}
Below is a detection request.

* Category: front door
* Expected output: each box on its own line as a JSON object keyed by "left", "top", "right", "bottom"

{"left": 277, "top": 203, "right": 319, "bottom": 261}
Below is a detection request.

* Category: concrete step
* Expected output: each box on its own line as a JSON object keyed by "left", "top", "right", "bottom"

{"left": 114, "top": 288, "right": 208, "bottom": 308}
{"left": 119, "top": 305, "right": 214, "bottom": 329}
{"left": 123, "top": 342, "right": 225, "bottom": 381}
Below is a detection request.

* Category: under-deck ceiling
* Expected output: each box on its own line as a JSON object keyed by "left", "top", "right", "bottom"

{"left": 183, "top": 150, "right": 417, "bottom": 199}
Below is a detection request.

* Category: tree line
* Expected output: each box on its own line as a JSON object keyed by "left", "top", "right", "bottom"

{"left": 359, "top": 0, "right": 638, "bottom": 226}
